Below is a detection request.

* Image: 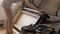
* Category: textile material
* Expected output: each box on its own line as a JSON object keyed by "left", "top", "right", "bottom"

{"left": 2, "top": 0, "right": 21, "bottom": 8}
{"left": 57, "top": 8, "right": 60, "bottom": 17}
{"left": 38, "top": 0, "right": 60, "bottom": 16}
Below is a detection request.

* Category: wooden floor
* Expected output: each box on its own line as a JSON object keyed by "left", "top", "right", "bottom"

{"left": 0, "top": 28, "right": 20, "bottom": 34}
{"left": 0, "top": 28, "right": 6, "bottom": 34}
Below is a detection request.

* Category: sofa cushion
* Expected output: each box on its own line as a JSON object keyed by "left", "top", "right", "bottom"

{"left": 48, "top": 15, "right": 60, "bottom": 23}
{"left": 38, "top": 0, "right": 60, "bottom": 16}
{"left": 57, "top": 8, "right": 60, "bottom": 17}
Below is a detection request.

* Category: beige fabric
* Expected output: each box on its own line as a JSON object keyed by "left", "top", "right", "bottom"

{"left": 2, "top": 0, "right": 21, "bottom": 8}
{"left": 49, "top": 15, "right": 60, "bottom": 22}
{"left": 57, "top": 8, "right": 60, "bottom": 17}
{"left": 38, "top": 0, "right": 60, "bottom": 16}
{"left": 11, "top": 3, "right": 22, "bottom": 17}
{"left": 39, "top": 0, "right": 60, "bottom": 33}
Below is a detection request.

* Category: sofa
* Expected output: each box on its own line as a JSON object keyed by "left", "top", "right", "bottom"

{"left": 35, "top": 0, "right": 60, "bottom": 34}
{"left": 24, "top": 0, "right": 60, "bottom": 34}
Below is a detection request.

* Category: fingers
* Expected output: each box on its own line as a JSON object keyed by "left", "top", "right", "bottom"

{"left": 39, "top": 10, "right": 47, "bottom": 14}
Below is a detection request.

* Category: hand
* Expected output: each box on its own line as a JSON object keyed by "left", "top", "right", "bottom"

{"left": 39, "top": 10, "right": 47, "bottom": 14}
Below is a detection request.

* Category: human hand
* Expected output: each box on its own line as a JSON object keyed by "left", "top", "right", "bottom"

{"left": 39, "top": 9, "right": 47, "bottom": 14}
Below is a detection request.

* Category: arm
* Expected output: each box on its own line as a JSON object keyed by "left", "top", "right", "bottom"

{"left": 24, "top": 0, "right": 46, "bottom": 13}
{"left": 25, "top": 0, "right": 39, "bottom": 11}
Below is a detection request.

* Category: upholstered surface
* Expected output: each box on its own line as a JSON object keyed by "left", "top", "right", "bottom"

{"left": 49, "top": 15, "right": 60, "bottom": 22}
{"left": 57, "top": 8, "right": 60, "bottom": 17}
{"left": 38, "top": 0, "right": 60, "bottom": 16}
